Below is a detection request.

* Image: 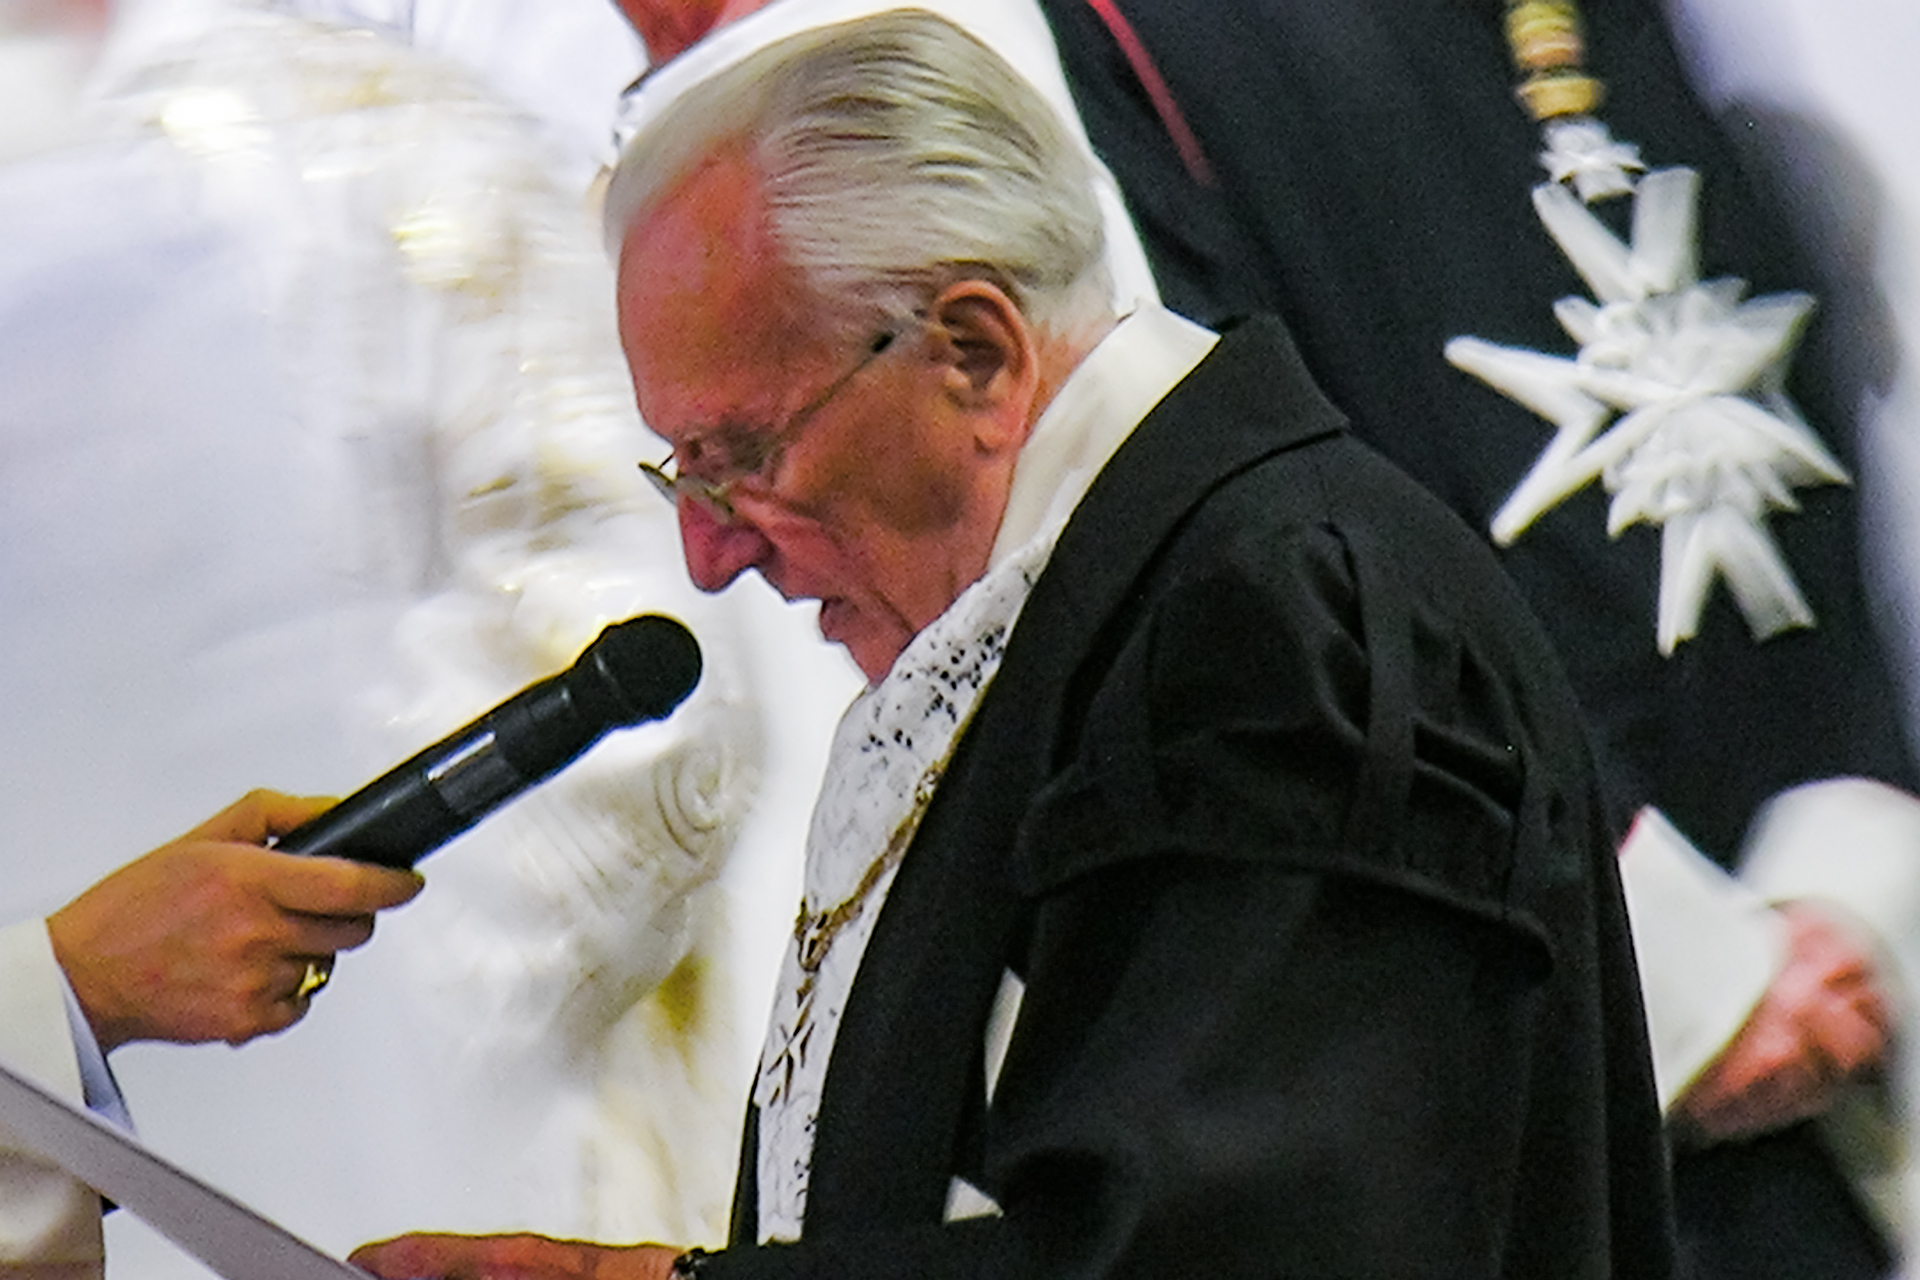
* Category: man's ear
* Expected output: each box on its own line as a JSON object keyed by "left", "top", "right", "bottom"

{"left": 928, "top": 281, "right": 1036, "bottom": 440}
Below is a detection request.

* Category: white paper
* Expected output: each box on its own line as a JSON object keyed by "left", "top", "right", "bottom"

{"left": 0, "top": 1057, "right": 365, "bottom": 1279}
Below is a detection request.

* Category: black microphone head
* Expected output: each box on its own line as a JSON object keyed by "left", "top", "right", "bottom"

{"left": 574, "top": 614, "right": 703, "bottom": 726}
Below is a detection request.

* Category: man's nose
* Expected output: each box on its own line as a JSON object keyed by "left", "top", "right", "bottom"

{"left": 678, "top": 499, "right": 772, "bottom": 591}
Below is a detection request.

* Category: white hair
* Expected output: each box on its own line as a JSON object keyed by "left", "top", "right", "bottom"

{"left": 603, "top": 8, "right": 1114, "bottom": 341}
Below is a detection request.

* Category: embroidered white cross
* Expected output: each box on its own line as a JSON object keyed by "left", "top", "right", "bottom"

{"left": 1446, "top": 166, "right": 1848, "bottom": 654}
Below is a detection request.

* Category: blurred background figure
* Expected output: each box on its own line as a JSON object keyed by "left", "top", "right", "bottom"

{"left": 1667, "top": 0, "right": 1920, "bottom": 1265}
{"left": 0, "top": 0, "right": 862, "bottom": 1273}
{"left": 1027, "top": 0, "right": 1920, "bottom": 1275}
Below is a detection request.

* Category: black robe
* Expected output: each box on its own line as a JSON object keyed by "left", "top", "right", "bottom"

{"left": 1033, "top": 2, "right": 1914, "bottom": 1275}
{"left": 700, "top": 319, "right": 1671, "bottom": 1278}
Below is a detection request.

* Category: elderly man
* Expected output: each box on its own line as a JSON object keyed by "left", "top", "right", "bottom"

{"left": 355, "top": 12, "right": 1673, "bottom": 1277}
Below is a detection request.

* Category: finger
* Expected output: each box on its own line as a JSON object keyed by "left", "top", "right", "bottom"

{"left": 1856, "top": 983, "right": 1897, "bottom": 1040}
{"left": 226, "top": 983, "right": 311, "bottom": 1046}
{"left": 1687, "top": 1065, "right": 1823, "bottom": 1141}
{"left": 1803, "top": 938, "right": 1874, "bottom": 990}
{"left": 1752, "top": 926, "right": 1889, "bottom": 1063}
{"left": 1675, "top": 1005, "right": 1826, "bottom": 1141}
{"left": 249, "top": 849, "right": 425, "bottom": 917}
{"left": 1822, "top": 968, "right": 1896, "bottom": 1040}
{"left": 348, "top": 1234, "right": 449, "bottom": 1278}
{"left": 349, "top": 1233, "right": 496, "bottom": 1280}
{"left": 284, "top": 911, "right": 378, "bottom": 957}
{"left": 188, "top": 790, "right": 338, "bottom": 846}
{"left": 265, "top": 953, "right": 329, "bottom": 1011}
{"left": 1784, "top": 904, "right": 1879, "bottom": 988}
{"left": 1805, "top": 999, "right": 1890, "bottom": 1077}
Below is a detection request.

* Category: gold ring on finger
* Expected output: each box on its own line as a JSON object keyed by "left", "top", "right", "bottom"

{"left": 295, "top": 960, "right": 333, "bottom": 1001}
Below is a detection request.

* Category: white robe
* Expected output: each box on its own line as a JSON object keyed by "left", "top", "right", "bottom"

{"left": 0, "top": 921, "right": 102, "bottom": 1276}
{"left": 0, "top": 3, "right": 763, "bottom": 1271}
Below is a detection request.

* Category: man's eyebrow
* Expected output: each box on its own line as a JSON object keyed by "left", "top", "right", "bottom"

{"left": 683, "top": 420, "right": 769, "bottom": 447}
{"left": 676, "top": 419, "right": 775, "bottom": 464}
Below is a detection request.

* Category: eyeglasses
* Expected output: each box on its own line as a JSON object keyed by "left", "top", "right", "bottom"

{"left": 639, "top": 327, "right": 904, "bottom": 524}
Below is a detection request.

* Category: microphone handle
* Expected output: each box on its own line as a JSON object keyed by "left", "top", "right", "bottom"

{"left": 275, "top": 672, "right": 605, "bottom": 869}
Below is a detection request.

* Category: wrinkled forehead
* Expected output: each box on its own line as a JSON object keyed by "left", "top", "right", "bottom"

{"left": 615, "top": 150, "right": 825, "bottom": 418}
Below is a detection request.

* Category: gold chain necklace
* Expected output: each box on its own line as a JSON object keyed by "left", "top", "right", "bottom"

{"left": 793, "top": 761, "right": 945, "bottom": 975}
{"left": 760, "top": 758, "right": 946, "bottom": 1106}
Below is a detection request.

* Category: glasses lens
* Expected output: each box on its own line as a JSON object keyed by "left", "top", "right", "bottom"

{"left": 639, "top": 458, "right": 738, "bottom": 523}
{"left": 666, "top": 424, "right": 778, "bottom": 488}
{"left": 639, "top": 326, "right": 902, "bottom": 519}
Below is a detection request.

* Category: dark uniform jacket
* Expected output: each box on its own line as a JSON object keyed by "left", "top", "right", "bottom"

{"left": 1035, "top": 1, "right": 1915, "bottom": 1273}
{"left": 702, "top": 318, "right": 1673, "bottom": 1279}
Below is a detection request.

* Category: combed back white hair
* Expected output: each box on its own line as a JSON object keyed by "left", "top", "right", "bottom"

{"left": 603, "top": 8, "right": 1113, "bottom": 340}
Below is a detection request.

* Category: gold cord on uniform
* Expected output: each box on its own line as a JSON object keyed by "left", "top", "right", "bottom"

{"left": 1499, "top": 0, "right": 1640, "bottom": 201}
{"left": 1504, "top": 1, "right": 1602, "bottom": 122}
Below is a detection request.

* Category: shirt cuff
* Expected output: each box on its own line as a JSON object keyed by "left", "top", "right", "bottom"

{"left": 1617, "top": 806, "right": 1786, "bottom": 1107}
{"left": 53, "top": 972, "right": 132, "bottom": 1135}
{"left": 1738, "top": 777, "right": 1920, "bottom": 1007}
{"left": 1736, "top": 778, "right": 1920, "bottom": 1242}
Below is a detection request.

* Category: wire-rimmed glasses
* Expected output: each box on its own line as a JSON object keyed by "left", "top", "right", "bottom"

{"left": 639, "top": 327, "right": 904, "bottom": 524}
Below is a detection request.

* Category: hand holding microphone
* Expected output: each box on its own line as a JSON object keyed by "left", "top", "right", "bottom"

{"left": 43, "top": 615, "right": 703, "bottom": 1045}
{"left": 47, "top": 791, "right": 423, "bottom": 1048}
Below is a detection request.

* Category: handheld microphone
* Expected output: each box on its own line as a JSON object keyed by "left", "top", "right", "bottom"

{"left": 275, "top": 614, "right": 702, "bottom": 868}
